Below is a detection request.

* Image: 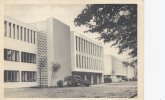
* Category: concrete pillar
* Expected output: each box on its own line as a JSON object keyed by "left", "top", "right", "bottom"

{"left": 84, "top": 74, "right": 87, "bottom": 81}
{"left": 97, "top": 74, "right": 99, "bottom": 84}
{"left": 21, "top": 27, "right": 24, "bottom": 41}
{"left": 10, "top": 23, "right": 13, "bottom": 38}
{"left": 15, "top": 25, "right": 17, "bottom": 39}
{"left": 23, "top": 28, "right": 26, "bottom": 41}
{"left": 26, "top": 28, "right": 28, "bottom": 42}
{"left": 99, "top": 74, "right": 104, "bottom": 83}
{"left": 91, "top": 74, "right": 94, "bottom": 84}
{"left": 31, "top": 30, "right": 34, "bottom": 43}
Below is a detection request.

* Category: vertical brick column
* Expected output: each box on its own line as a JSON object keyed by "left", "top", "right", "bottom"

{"left": 37, "top": 31, "right": 48, "bottom": 87}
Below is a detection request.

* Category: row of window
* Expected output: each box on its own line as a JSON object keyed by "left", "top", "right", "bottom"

{"left": 4, "top": 70, "right": 37, "bottom": 82}
{"left": 75, "top": 36, "right": 103, "bottom": 57}
{"left": 21, "top": 52, "right": 36, "bottom": 63}
{"left": 4, "top": 21, "right": 36, "bottom": 44}
{"left": 76, "top": 54, "right": 103, "bottom": 70}
{"left": 4, "top": 49, "right": 36, "bottom": 64}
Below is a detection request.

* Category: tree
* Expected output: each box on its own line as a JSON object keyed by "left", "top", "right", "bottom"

{"left": 51, "top": 62, "right": 61, "bottom": 86}
{"left": 74, "top": 4, "right": 137, "bottom": 63}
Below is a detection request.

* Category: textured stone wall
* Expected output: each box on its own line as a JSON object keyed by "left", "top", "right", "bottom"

{"left": 37, "top": 31, "right": 48, "bottom": 87}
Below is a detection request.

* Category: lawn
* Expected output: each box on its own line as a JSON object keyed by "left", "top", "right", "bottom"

{"left": 4, "top": 81, "right": 137, "bottom": 98}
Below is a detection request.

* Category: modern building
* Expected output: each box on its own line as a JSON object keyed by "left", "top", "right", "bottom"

{"left": 33, "top": 18, "right": 104, "bottom": 86}
{"left": 4, "top": 16, "right": 38, "bottom": 88}
{"left": 3, "top": 16, "right": 104, "bottom": 88}
{"left": 104, "top": 55, "right": 135, "bottom": 82}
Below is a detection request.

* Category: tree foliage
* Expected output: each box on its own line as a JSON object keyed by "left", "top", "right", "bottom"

{"left": 74, "top": 4, "right": 137, "bottom": 62}
{"left": 51, "top": 62, "right": 61, "bottom": 86}
{"left": 52, "top": 62, "right": 61, "bottom": 73}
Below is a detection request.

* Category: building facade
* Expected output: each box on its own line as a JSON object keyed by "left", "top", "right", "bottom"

{"left": 4, "top": 17, "right": 104, "bottom": 88}
{"left": 104, "top": 55, "right": 127, "bottom": 82}
{"left": 33, "top": 18, "right": 104, "bottom": 86}
{"left": 4, "top": 17, "right": 38, "bottom": 88}
{"left": 104, "top": 55, "right": 135, "bottom": 82}
{"left": 70, "top": 31, "right": 104, "bottom": 84}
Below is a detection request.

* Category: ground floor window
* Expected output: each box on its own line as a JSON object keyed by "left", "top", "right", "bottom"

{"left": 21, "top": 71, "right": 37, "bottom": 82}
{"left": 4, "top": 70, "right": 20, "bottom": 82}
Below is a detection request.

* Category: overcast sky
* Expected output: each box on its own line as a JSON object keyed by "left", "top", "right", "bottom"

{"left": 5, "top": 4, "right": 129, "bottom": 60}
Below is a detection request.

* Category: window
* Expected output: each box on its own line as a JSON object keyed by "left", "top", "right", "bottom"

{"left": 84, "top": 56, "right": 86, "bottom": 69}
{"left": 82, "top": 39, "right": 84, "bottom": 53}
{"left": 21, "top": 52, "right": 36, "bottom": 64}
{"left": 4, "top": 21, "right": 7, "bottom": 37}
{"left": 87, "top": 42, "right": 89, "bottom": 54}
{"left": 76, "top": 36, "right": 78, "bottom": 51}
{"left": 4, "top": 70, "right": 19, "bottom": 82}
{"left": 13, "top": 24, "right": 15, "bottom": 39}
{"left": 17, "top": 25, "right": 19, "bottom": 40}
{"left": 33, "top": 31, "right": 35, "bottom": 44}
{"left": 84, "top": 40, "right": 85, "bottom": 53}
{"left": 4, "top": 49, "right": 19, "bottom": 62}
{"left": 27, "top": 29, "right": 29, "bottom": 42}
{"left": 21, "top": 71, "right": 37, "bottom": 82}
{"left": 76, "top": 54, "right": 78, "bottom": 68}
{"left": 20, "top": 27, "right": 23, "bottom": 40}
{"left": 24, "top": 28, "right": 26, "bottom": 41}
{"left": 87, "top": 57, "right": 88, "bottom": 69}
{"left": 78, "top": 37, "right": 81, "bottom": 51}
{"left": 81, "top": 39, "right": 83, "bottom": 52}
{"left": 31, "top": 30, "right": 33, "bottom": 43}
{"left": 79, "top": 55, "right": 81, "bottom": 68}
{"left": 9, "top": 23, "right": 11, "bottom": 38}
{"left": 82, "top": 56, "right": 83, "bottom": 68}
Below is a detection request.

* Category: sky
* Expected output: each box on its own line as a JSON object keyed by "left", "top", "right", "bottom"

{"left": 4, "top": 4, "right": 129, "bottom": 60}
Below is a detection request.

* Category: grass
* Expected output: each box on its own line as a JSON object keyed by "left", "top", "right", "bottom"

{"left": 5, "top": 81, "right": 137, "bottom": 98}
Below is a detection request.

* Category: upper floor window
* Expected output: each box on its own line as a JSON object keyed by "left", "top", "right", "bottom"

{"left": 4, "top": 49, "right": 20, "bottom": 62}
{"left": 21, "top": 52, "right": 36, "bottom": 64}
{"left": 13, "top": 24, "right": 15, "bottom": 39}
{"left": 24, "top": 28, "right": 26, "bottom": 41}
{"left": 17, "top": 25, "right": 19, "bottom": 40}
{"left": 33, "top": 31, "right": 36, "bottom": 44}
{"left": 27, "top": 29, "right": 29, "bottom": 42}
{"left": 31, "top": 30, "right": 33, "bottom": 43}
{"left": 4, "top": 21, "right": 7, "bottom": 37}
{"left": 20, "top": 27, "right": 23, "bottom": 40}
{"left": 75, "top": 36, "right": 78, "bottom": 51}
{"left": 9, "top": 23, "right": 11, "bottom": 38}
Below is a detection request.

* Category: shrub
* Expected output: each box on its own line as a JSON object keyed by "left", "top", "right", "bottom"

{"left": 83, "top": 80, "right": 90, "bottom": 87}
{"left": 132, "top": 77, "right": 137, "bottom": 81}
{"left": 104, "top": 77, "right": 112, "bottom": 83}
{"left": 64, "top": 75, "right": 83, "bottom": 87}
{"left": 123, "top": 77, "right": 128, "bottom": 81}
{"left": 57, "top": 80, "right": 63, "bottom": 87}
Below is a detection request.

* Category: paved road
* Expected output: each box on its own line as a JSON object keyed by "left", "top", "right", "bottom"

{"left": 5, "top": 81, "right": 137, "bottom": 98}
